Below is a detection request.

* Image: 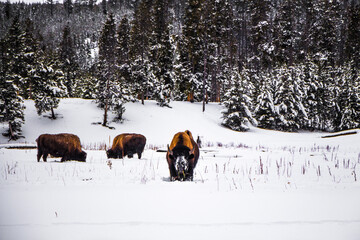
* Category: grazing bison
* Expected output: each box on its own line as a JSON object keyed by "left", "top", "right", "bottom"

{"left": 107, "top": 133, "right": 146, "bottom": 159}
{"left": 166, "top": 130, "right": 200, "bottom": 181}
{"left": 36, "top": 133, "right": 87, "bottom": 162}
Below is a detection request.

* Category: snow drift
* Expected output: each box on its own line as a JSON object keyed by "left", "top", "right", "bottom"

{"left": 0, "top": 99, "right": 360, "bottom": 240}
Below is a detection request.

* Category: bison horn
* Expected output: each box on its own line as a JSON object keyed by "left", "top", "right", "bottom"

{"left": 167, "top": 144, "right": 173, "bottom": 155}
{"left": 188, "top": 146, "right": 195, "bottom": 159}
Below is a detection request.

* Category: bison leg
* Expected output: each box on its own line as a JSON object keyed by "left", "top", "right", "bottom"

{"left": 186, "top": 165, "right": 194, "bottom": 181}
{"left": 137, "top": 152, "right": 142, "bottom": 159}
{"left": 61, "top": 155, "right": 68, "bottom": 162}
{"left": 42, "top": 152, "right": 48, "bottom": 162}
{"left": 37, "top": 150, "right": 43, "bottom": 162}
{"left": 169, "top": 164, "right": 178, "bottom": 181}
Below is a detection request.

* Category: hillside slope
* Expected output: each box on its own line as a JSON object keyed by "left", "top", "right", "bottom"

{"left": 1, "top": 99, "right": 360, "bottom": 240}
{"left": 2, "top": 98, "right": 357, "bottom": 150}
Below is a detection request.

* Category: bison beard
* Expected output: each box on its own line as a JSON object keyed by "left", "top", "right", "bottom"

{"left": 107, "top": 134, "right": 146, "bottom": 159}
{"left": 36, "top": 133, "right": 87, "bottom": 162}
{"left": 167, "top": 131, "right": 199, "bottom": 181}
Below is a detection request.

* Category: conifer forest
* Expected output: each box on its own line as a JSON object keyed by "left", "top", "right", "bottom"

{"left": 0, "top": 0, "right": 359, "bottom": 140}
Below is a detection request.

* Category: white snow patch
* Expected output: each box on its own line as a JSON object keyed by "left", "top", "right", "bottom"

{"left": 1, "top": 99, "right": 360, "bottom": 240}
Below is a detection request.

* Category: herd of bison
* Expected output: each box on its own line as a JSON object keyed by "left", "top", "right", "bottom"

{"left": 36, "top": 130, "right": 200, "bottom": 181}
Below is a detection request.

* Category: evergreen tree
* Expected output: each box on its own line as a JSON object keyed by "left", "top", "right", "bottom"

{"left": 308, "top": 0, "right": 340, "bottom": 67}
{"left": 117, "top": 16, "right": 130, "bottom": 67}
{"left": 21, "top": 18, "right": 39, "bottom": 99}
{"left": 254, "top": 72, "right": 278, "bottom": 130}
{"left": 314, "top": 63, "right": 335, "bottom": 131}
{"left": 64, "top": 0, "right": 73, "bottom": 16}
{"left": 0, "top": 16, "right": 26, "bottom": 140}
{"left": 345, "top": 2, "right": 360, "bottom": 67}
{"left": 101, "top": 0, "right": 107, "bottom": 15}
{"left": 4, "top": 0, "right": 12, "bottom": 20}
{"left": 116, "top": 15, "right": 132, "bottom": 98}
{"left": 181, "top": 0, "right": 204, "bottom": 102}
{"left": 129, "top": 0, "right": 154, "bottom": 104}
{"left": 3, "top": 15, "right": 27, "bottom": 97}
{"left": 222, "top": 69, "right": 256, "bottom": 131}
{"left": 272, "top": 66, "right": 307, "bottom": 132}
{"left": 150, "top": 0, "right": 173, "bottom": 107}
{"left": 172, "top": 35, "right": 189, "bottom": 101}
{"left": 301, "top": 56, "right": 321, "bottom": 130}
{"left": 59, "top": 24, "right": 78, "bottom": 97}
{"left": 332, "top": 61, "right": 360, "bottom": 131}
{"left": 0, "top": 71, "right": 25, "bottom": 140}
{"left": 248, "top": 0, "right": 272, "bottom": 69}
{"left": 32, "top": 53, "right": 67, "bottom": 119}
{"left": 273, "top": 0, "right": 296, "bottom": 65}
{"left": 97, "top": 13, "right": 128, "bottom": 126}
{"left": 205, "top": 0, "right": 235, "bottom": 102}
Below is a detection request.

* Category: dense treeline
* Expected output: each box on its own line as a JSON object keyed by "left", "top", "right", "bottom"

{"left": 0, "top": 0, "right": 359, "bottom": 140}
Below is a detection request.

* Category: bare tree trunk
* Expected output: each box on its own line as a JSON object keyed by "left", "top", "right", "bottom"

{"left": 8, "top": 122, "right": 14, "bottom": 141}
{"left": 103, "top": 101, "right": 108, "bottom": 126}
{"left": 103, "top": 78, "right": 110, "bottom": 126}
{"left": 203, "top": 37, "right": 207, "bottom": 112}
{"left": 51, "top": 107, "right": 56, "bottom": 119}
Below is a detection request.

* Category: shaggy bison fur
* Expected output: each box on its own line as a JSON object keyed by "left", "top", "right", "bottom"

{"left": 166, "top": 130, "right": 200, "bottom": 181}
{"left": 107, "top": 133, "right": 146, "bottom": 159}
{"left": 36, "top": 133, "right": 87, "bottom": 162}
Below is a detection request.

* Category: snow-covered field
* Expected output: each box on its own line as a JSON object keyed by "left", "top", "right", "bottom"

{"left": 1, "top": 98, "right": 360, "bottom": 240}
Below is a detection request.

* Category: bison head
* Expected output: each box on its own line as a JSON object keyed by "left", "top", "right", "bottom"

{"left": 76, "top": 151, "right": 87, "bottom": 162}
{"left": 106, "top": 149, "right": 116, "bottom": 159}
{"left": 106, "top": 149, "right": 123, "bottom": 159}
{"left": 168, "top": 145, "right": 195, "bottom": 181}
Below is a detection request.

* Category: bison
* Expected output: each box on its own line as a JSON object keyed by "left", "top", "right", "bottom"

{"left": 106, "top": 133, "right": 146, "bottom": 159}
{"left": 36, "top": 133, "right": 87, "bottom": 162}
{"left": 166, "top": 130, "right": 200, "bottom": 181}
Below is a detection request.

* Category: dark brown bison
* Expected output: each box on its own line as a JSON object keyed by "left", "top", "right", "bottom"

{"left": 166, "top": 130, "right": 200, "bottom": 181}
{"left": 36, "top": 133, "right": 87, "bottom": 162}
{"left": 107, "top": 133, "right": 146, "bottom": 159}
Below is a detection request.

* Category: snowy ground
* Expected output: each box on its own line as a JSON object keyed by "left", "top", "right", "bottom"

{"left": 1, "top": 99, "right": 360, "bottom": 240}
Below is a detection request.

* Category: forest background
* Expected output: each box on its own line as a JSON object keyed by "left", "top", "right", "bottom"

{"left": 0, "top": 0, "right": 359, "bottom": 140}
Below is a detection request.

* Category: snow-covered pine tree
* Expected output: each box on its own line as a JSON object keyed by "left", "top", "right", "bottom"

{"left": 344, "top": 2, "right": 360, "bottom": 66}
{"left": 273, "top": 65, "right": 307, "bottom": 132}
{"left": 332, "top": 61, "right": 360, "bottom": 131}
{"left": 254, "top": 72, "right": 278, "bottom": 130}
{"left": 3, "top": 15, "right": 31, "bottom": 99}
{"left": 222, "top": 69, "right": 256, "bottom": 132}
{"left": 203, "top": 0, "right": 235, "bottom": 103}
{"left": 181, "top": 0, "right": 204, "bottom": 102}
{"left": 0, "top": 73, "right": 25, "bottom": 140}
{"left": 115, "top": 15, "right": 136, "bottom": 107}
{"left": 32, "top": 53, "right": 67, "bottom": 119}
{"left": 308, "top": 0, "right": 339, "bottom": 67}
{"left": 0, "top": 15, "right": 33, "bottom": 139}
{"left": 22, "top": 18, "right": 39, "bottom": 99}
{"left": 172, "top": 35, "right": 190, "bottom": 101}
{"left": 248, "top": 0, "right": 272, "bottom": 70}
{"left": 314, "top": 63, "right": 335, "bottom": 131}
{"left": 74, "top": 72, "right": 96, "bottom": 99}
{"left": 150, "top": 0, "right": 174, "bottom": 107}
{"left": 129, "top": 0, "right": 153, "bottom": 104}
{"left": 59, "top": 24, "right": 78, "bottom": 97}
{"left": 273, "top": 0, "right": 295, "bottom": 66}
{"left": 116, "top": 15, "right": 131, "bottom": 84}
{"left": 301, "top": 56, "right": 320, "bottom": 130}
{"left": 96, "top": 13, "right": 130, "bottom": 126}
{"left": 64, "top": 0, "right": 74, "bottom": 17}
